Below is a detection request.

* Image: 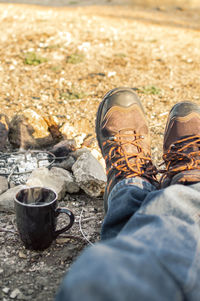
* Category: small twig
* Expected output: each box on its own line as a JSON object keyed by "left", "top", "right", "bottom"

{"left": 75, "top": 216, "right": 95, "bottom": 223}
{"left": 7, "top": 165, "right": 17, "bottom": 184}
{"left": 0, "top": 227, "right": 18, "bottom": 234}
{"left": 79, "top": 209, "right": 94, "bottom": 246}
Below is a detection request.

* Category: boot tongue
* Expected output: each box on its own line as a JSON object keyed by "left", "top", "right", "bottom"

{"left": 164, "top": 118, "right": 200, "bottom": 152}
{"left": 102, "top": 107, "right": 149, "bottom": 154}
{"left": 117, "top": 129, "right": 138, "bottom": 154}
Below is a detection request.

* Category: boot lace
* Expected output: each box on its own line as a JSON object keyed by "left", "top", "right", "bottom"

{"left": 102, "top": 131, "right": 158, "bottom": 184}
{"left": 160, "top": 135, "right": 200, "bottom": 183}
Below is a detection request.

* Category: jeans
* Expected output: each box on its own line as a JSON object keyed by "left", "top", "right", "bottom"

{"left": 55, "top": 177, "right": 200, "bottom": 301}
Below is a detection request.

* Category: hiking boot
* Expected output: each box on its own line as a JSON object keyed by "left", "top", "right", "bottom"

{"left": 161, "top": 101, "right": 200, "bottom": 187}
{"left": 96, "top": 87, "right": 158, "bottom": 211}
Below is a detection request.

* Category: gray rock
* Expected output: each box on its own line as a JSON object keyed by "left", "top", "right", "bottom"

{"left": 0, "top": 176, "right": 9, "bottom": 195}
{"left": 72, "top": 147, "right": 90, "bottom": 159}
{"left": 0, "top": 185, "right": 27, "bottom": 213}
{"left": 72, "top": 152, "right": 106, "bottom": 197}
{"left": 52, "top": 156, "right": 75, "bottom": 171}
{"left": 10, "top": 288, "right": 21, "bottom": 299}
{"left": 49, "top": 139, "right": 76, "bottom": 158}
{"left": 2, "top": 287, "right": 10, "bottom": 294}
{"left": 26, "top": 167, "right": 79, "bottom": 200}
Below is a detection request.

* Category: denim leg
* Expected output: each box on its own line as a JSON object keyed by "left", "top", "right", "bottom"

{"left": 101, "top": 177, "right": 156, "bottom": 240}
{"left": 120, "top": 182, "right": 200, "bottom": 300}
{"left": 55, "top": 181, "right": 200, "bottom": 301}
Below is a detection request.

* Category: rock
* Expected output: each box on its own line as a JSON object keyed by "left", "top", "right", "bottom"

{"left": 60, "top": 121, "right": 76, "bottom": 138}
{"left": 72, "top": 152, "right": 106, "bottom": 197}
{"left": 56, "top": 237, "right": 70, "bottom": 244}
{"left": 0, "top": 114, "right": 9, "bottom": 151}
{"left": 72, "top": 147, "right": 90, "bottom": 159}
{"left": 74, "top": 133, "right": 87, "bottom": 148}
{"left": 10, "top": 288, "right": 21, "bottom": 299}
{"left": 8, "top": 114, "right": 36, "bottom": 149}
{"left": 91, "top": 149, "right": 102, "bottom": 160}
{"left": 8, "top": 110, "right": 60, "bottom": 149}
{"left": 26, "top": 167, "right": 79, "bottom": 200}
{"left": 52, "top": 156, "right": 76, "bottom": 171}
{"left": 73, "top": 148, "right": 106, "bottom": 171}
{"left": 2, "top": 287, "right": 10, "bottom": 294}
{"left": 0, "top": 177, "right": 9, "bottom": 195}
{"left": 21, "top": 109, "right": 49, "bottom": 138}
{"left": 18, "top": 251, "right": 27, "bottom": 259}
{"left": 60, "top": 119, "right": 92, "bottom": 147}
{"left": 49, "top": 139, "right": 76, "bottom": 161}
{"left": 0, "top": 185, "right": 27, "bottom": 213}
{"left": 60, "top": 118, "right": 92, "bottom": 139}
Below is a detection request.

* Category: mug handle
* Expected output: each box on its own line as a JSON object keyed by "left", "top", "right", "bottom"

{"left": 54, "top": 208, "right": 74, "bottom": 237}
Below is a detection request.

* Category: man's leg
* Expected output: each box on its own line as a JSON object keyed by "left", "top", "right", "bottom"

{"left": 55, "top": 95, "right": 200, "bottom": 300}
{"left": 101, "top": 177, "right": 155, "bottom": 240}
{"left": 56, "top": 181, "right": 200, "bottom": 301}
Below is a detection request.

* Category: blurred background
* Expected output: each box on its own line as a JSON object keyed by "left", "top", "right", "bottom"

{"left": 0, "top": 0, "right": 199, "bottom": 8}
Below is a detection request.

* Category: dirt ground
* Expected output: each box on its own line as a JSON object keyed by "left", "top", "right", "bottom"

{"left": 0, "top": 0, "right": 200, "bottom": 300}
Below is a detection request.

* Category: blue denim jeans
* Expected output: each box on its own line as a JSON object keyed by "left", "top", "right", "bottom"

{"left": 55, "top": 177, "right": 200, "bottom": 301}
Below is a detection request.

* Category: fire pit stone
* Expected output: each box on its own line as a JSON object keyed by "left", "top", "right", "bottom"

{"left": 0, "top": 176, "right": 8, "bottom": 194}
{"left": 72, "top": 152, "right": 106, "bottom": 197}
{"left": 0, "top": 185, "right": 27, "bottom": 213}
{"left": 26, "top": 166, "right": 80, "bottom": 200}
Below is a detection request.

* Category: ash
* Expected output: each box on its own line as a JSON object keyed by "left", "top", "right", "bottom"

{"left": 0, "top": 151, "right": 55, "bottom": 185}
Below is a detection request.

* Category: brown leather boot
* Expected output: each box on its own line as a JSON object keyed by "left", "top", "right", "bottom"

{"left": 161, "top": 101, "right": 200, "bottom": 187}
{"left": 96, "top": 87, "right": 158, "bottom": 211}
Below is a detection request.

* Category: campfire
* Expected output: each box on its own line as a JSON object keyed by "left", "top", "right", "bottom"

{"left": 0, "top": 109, "right": 107, "bottom": 213}
{"left": 0, "top": 150, "right": 55, "bottom": 186}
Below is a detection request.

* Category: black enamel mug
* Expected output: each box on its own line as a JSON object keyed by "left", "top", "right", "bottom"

{"left": 15, "top": 186, "right": 74, "bottom": 250}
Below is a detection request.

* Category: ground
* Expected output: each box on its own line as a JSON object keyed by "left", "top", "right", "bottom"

{"left": 0, "top": 0, "right": 200, "bottom": 300}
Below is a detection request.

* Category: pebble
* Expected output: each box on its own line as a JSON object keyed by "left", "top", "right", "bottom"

{"left": 10, "top": 288, "right": 21, "bottom": 299}
{"left": 2, "top": 287, "right": 10, "bottom": 294}
{"left": 56, "top": 237, "right": 70, "bottom": 244}
{"left": 18, "top": 251, "right": 27, "bottom": 259}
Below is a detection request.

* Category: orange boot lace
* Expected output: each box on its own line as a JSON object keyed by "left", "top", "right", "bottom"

{"left": 160, "top": 135, "right": 200, "bottom": 185}
{"left": 102, "top": 131, "right": 158, "bottom": 185}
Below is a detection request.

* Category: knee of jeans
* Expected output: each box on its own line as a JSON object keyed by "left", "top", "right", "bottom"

{"left": 64, "top": 244, "right": 111, "bottom": 282}
{"left": 56, "top": 244, "right": 114, "bottom": 300}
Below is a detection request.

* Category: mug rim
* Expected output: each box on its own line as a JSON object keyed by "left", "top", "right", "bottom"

{"left": 14, "top": 186, "right": 58, "bottom": 208}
